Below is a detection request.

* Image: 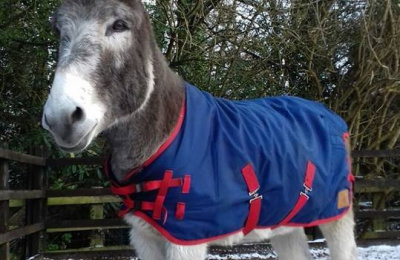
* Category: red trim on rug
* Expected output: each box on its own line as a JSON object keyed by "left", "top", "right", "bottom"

{"left": 283, "top": 206, "right": 351, "bottom": 228}
{"left": 131, "top": 205, "right": 351, "bottom": 246}
{"left": 116, "top": 102, "right": 186, "bottom": 183}
{"left": 143, "top": 103, "right": 186, "bottom": 168}
{"left": 132, "top": 211, "right": 244, "bottom": 245}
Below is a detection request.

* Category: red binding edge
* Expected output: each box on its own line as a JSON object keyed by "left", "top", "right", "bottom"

{"left": 343, "top": 132, "right": 355, "bottom": 213}
{"left": 112, "top": 101, "right": 186, "bottom": 183}
{"left": 131, "top": 203, "right": 352, "bottom": 246}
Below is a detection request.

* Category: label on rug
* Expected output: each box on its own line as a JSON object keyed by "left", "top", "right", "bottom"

{"left": 337, "top": 189, "right": 350, "bottom": 209}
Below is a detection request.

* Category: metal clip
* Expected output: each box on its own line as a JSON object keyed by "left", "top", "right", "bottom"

{"left": 135, "top": 184, "right": 142, "bottom": 193}
{"left": 249, "top": 186, "right": 260, "bottom": 196}
{"left": 250, "top": 194, "right": 263, "bottom": 203}
{"left": 303, "top": 184, "right": 312, "bottom": 193}
{"left": 300, "top": 191, "right": 309, "bottom": 200}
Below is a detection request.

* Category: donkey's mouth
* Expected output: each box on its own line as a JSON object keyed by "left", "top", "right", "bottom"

{"left": 58, "top": 123, "right": 99, "bottom": 153}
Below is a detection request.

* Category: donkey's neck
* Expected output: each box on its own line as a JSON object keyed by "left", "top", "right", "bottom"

{"left": 105, "top": 50, "right": 185, "bottom": 181}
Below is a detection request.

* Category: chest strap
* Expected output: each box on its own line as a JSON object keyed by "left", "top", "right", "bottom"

{"left": 241, "top": 164, "right": 262, "bottom": 235}
{"left": 111, "top": 171, "right": 191, "bottom": 223}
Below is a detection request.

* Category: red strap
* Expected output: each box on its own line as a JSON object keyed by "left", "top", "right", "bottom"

{"left": 153, "top": 170, "right": 173, "bottom": 220}
{"left": 142, "top": 178, "right": 182, "bottom": 192}
{"left": 123, "top": 197, "right": 135, "bottom": 208}
{"left": 182, "top": 175, "right": 191, "bottom": 194}
{"left": 304, "top": 161, "right": 316, "bottom": 191}
{"left": 113, "top": 177, "right": 184, "bottom": 195}
{"left": 277, "top": 192, "right": 309, "bottom": 227}
{"left": 119, "top": 201, "right": 168, "bottom": 223}
{"left": 111, "top": 185, "right": 136, "bottom": 195}
{"left": 118, "top": 207, "right": 132, "bottom": 217}
{"left": 348, "top": 173, "right": 355, "bottom": 182}
{"left": 175, "top": 202, "right": 186, "bottom": 220}
{"left": 243, "top": 196, "right": 262, "bottom": 235}
{"left": 241, "top": 164, "right": 262, "bottom": 235}
{"left": 241, "top": 164, "right": 259, "bottom": 194}
{"left": 140, "top": 201, "right": 154, "bottom": 211}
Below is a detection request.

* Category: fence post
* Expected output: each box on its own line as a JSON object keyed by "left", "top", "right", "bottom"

{"left": 90, "top": 187, "right": 105, "bottom": 248}
{"left": 25, "top": 146, "right": 48, "bottom": 258}
{"left": 0, "top": 158, "right": 10, "bottom": 260}
{"left": 372, "top": 192, "right": 385, "bottom": 232}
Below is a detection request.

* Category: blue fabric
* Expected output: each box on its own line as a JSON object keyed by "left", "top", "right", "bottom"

{"left": 108, "top": 83, "right": 352, "bottom": 243}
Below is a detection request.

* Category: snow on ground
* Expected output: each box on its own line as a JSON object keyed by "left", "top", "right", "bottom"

{"left": 206, "top": 245, "right": 400, "bottom": 260}
{"left": 31, "top": 244, "right": 400, "bottom": 260}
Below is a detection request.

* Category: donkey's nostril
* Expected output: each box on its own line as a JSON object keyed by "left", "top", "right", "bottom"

{"left": 71, "top": 106, "right": 85, "bottom": 124}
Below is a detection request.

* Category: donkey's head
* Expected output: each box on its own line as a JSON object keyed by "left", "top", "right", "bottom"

{"left": 42, "top": 0, "right": 156, "bottom": 152}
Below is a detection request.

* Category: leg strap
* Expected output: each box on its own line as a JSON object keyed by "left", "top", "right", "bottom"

{"left": 241, "top": 164, "right": 262, "bottom": 235}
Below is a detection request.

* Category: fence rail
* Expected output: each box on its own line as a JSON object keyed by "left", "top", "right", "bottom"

{"left": 0, "top": 147, "right": 399, "bottom": 259}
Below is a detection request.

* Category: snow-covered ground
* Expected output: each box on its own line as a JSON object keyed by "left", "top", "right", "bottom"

{"left": 206, "top": 245, "right": 400, "bottom": 260}
{"left": 31, "top": 244, "right": 400, "bottom": 259}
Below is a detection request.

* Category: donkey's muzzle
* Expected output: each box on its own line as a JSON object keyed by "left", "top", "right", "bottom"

{"left": 42, "top": 104, "right": 96, "bottom": 152}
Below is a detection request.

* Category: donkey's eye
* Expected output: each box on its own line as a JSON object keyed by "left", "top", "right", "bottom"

{"left": 112, "top": 19, "right": 128, "bottom": 32}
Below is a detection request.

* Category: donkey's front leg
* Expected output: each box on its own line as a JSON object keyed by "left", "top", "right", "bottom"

{"left": 125, "top": 215, "right": 166, "bottom": 260}
{"left": 166, "top": 242, "right": 208, "bottom": 260}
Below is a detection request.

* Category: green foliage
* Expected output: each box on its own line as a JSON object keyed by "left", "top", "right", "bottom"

{"left": 47, "top": 233, "right": 73, "bottom": 251}
{"left": 0, "top": 0, "right": 61, "bottom": 151}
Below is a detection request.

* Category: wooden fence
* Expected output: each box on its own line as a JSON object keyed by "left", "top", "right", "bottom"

{"left": 0, "top": 147, "right": 399, "bottom": 259}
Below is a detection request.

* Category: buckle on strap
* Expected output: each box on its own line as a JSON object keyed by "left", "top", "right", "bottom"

{"left": 249, "top": 187, "right": 260, "bottom": 197}
{"left": 250, "top": 194, "right": 263, "bottom": 203}
{"left": 135, "top": 184, "right": 143, "bottom": 193}
{"left": 242, "top": 164, "right": 261, "bottom": 195}
{"left": 241, "top": 163, "right": 262, "bottom": 235}
{"left": 303, "top": 184, "right": 312, "bottom": 193}
{"left": 300, "top": 191, "right": 309, "bottom": 200}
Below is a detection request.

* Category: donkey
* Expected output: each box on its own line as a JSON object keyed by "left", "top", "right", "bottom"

{"left": 42, "top": 0, "right": 358, "bottom": 259}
